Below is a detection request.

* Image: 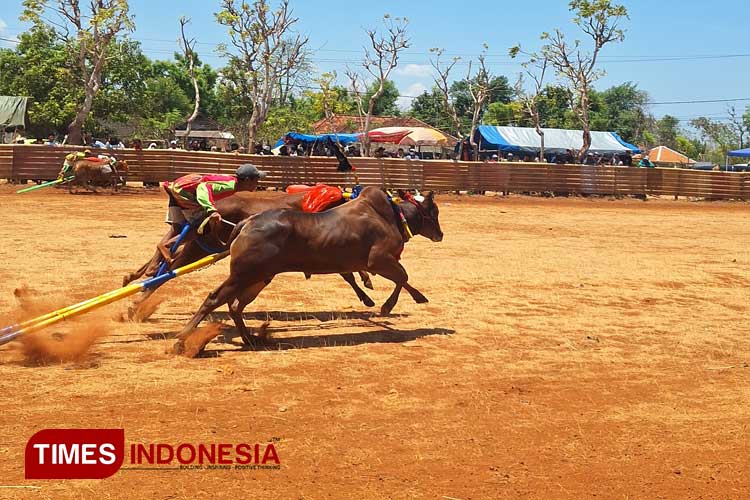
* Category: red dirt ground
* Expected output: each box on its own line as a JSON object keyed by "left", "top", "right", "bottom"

{"left": 1, "top": 183, "right": 749, "bottom": 499}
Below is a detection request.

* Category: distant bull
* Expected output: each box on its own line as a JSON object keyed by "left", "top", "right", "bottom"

{"left": 175, "top": 187, "right": 443, "bottom": 351}
{"left": 65, "top": 156, "right": 128, "bottom": 193}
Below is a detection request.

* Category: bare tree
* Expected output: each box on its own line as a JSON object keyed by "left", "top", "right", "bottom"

{"left": 727, "top": 105, "right": 749, "bottom": 149}
{"left": 538, "top": 0, "right": 628, "bottom": 161}
{"left": 510, "top": 49, "right": 549, "bottom": 160}
{"left": 22, "top": 0, "right": 134, "bottom": 145}
{"left": 429, "top": 48, "right": 463, "bottom": 138}
{"left": 344, "top": 69, "right": 367, "bottom": 141}
{"left": 346, "top": 15, "right": 409, "bottom": 156}
{"left": 216, "top": 0, "right": 309, "bottom": 148}
{"left": 179, "top": 17, "right": 200, "bottom": 150}
{"left": 466, "top": 46, "right": 492, "bottom": 161}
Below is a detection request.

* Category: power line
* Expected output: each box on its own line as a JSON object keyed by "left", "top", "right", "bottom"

{"left": 648, "top": 97, "right": 750, "bottom": 105}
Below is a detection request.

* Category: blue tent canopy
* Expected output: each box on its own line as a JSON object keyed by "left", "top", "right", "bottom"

{"left": 274, "top": 132, "right": 360, "bottom": 148}
{"left": 728, "top": 148, "right": 750, "bottom": 157}
{"left": 474, "top": 125, "right": 641, "bottom": 155}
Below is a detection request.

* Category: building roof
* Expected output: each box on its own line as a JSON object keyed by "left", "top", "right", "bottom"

{"left": 646, "top": 145, "right": 695, "bottom": 164}
{"left": 312, "top": 114, "right": 436, "bottom": 134}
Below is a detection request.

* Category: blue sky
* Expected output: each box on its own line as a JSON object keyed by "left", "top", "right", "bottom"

{"left": 1, "top": 0, "right": 749, "bottom": 125}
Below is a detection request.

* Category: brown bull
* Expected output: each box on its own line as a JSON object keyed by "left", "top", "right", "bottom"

{"left": 69, "top": 158, "right": 128, "bottom": 193}
{"left": 123, "top": 190, "right": 377, "bottom": 315}
{"left": 175, "top": 187, "right": 443, "bottom": 351}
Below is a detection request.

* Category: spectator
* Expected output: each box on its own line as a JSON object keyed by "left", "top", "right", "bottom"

{"left": 45, "top": 134, "right": 58, "bottom": 146}
{"left": 169, "top": 140, "right": 180, "bottom": 150}
{"left": 489, "top": 154, "right": 499, "bottom": 163}
{"left": 148, "top": 142, "right": 157, "bottom": 149}
{"left": 396, "top": 147, "right": 405, "bottom": 158}
{"left": 374, "top": 146, "right": 386, "bottom": 158}
{"left": 107, "top": 137, "right": 125, "bottom": 149}
{"left": 638, "top": 156, "right": 655, "bottom": 168}
{"left": 132, "top": 138, "right": 143, "bottom": 151}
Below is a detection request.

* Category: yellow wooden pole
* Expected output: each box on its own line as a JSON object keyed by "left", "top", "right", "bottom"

{"left": 0, "top": 251, "right": 229, "bottom": 342}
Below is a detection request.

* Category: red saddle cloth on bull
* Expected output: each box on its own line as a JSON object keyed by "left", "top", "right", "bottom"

{"left": 297, "top": 184, "right": 343, "bottom": 213}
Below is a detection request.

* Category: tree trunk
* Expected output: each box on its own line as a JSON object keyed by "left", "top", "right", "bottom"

{"left": 579, "top": 129, "right": 592, "bottom": 161}
{"left": 539, "top": 130, "right": 545, "bottom": 161}
{"left": 362, "top": 113, "right": 372, "bottom": 157}
{"left": 183, "top": 70, "right": 200, "bottom": 150}
{"left": 67, "top": 75, "right": 100, "bottom": 145}
{"left": 469, "top": 106, "right": 482, "bottom": 161}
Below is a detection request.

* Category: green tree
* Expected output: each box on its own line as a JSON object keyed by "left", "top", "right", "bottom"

{"left": 451, "top": 75, "right": 513, "bottom": 130}
{"left": 591, "top": 82, "right": 650, "bottom": 144}
{"left": 655, "top": 115, "right": 679, "bottom": 149}
{"left": 363, "top": 79, "right": 400, "bottom": 116}
{"left": 690, "top": 116, "right": 737, "bottom": 162}
{"left": 257, "top": 96, "right": 317, "bottom": 143}
{"left": 537, "top": 84, "right": 576, "bottom": 129}
{"left": 676, "top": 135, "right": 704, "bottom": 160}
{"left": 22, "top": 0, "right": 134, "bottom": 144}
{"left": 408, "top": 88, "right": 446, "bottom": 129}
{"left": 483, "top": 101, "right": 528, "bottom": 126}
{"left": 0, "top": 26, "right": 79, "bottom": 137}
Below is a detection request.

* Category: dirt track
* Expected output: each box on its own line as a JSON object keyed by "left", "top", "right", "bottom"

{"left": 1, "top": 184, "right": 749, "bottom": 499}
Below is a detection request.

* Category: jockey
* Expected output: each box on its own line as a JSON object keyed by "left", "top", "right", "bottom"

{"left": 157, "top": 164, "right": 267, "bottom": 263}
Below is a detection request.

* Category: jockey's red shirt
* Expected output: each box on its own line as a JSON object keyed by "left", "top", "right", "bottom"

{"left": 163, "top": 173, "right": 239, "bottom": 214}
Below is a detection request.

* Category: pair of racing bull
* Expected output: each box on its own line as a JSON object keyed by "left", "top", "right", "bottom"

{"left": 125, "top": 158, "right": 443, "bottom": 352}
{"left": 59, "top": 151, "right": 128, "bottom": 192}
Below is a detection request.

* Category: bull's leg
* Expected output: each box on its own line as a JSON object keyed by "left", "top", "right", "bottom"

{"left": 358, "top": 271, "right": 374, "bottom": 290}
{"left": 227, "top": 279, "right": 270, "bottom": 346}
{"left": 403, "top": 282, "right": 429, "bottom": 304}
{"left": 123, "top": 250, "right": 160, "bottom": 286}
{"left": 369, "top": 259, "right": 424, "bottom": 316}
{"left": 339, "top": 272, "right": 375, "bottom": 307}
{"left": 174, "top": 277, "right": 243, "bottom": 351}
{"left": 123, "top": 226, "right": 180, "bottom": 286}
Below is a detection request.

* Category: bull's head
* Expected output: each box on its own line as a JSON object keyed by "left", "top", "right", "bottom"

{"left": 398, "top": 189, "right": 443, "bottom": 242}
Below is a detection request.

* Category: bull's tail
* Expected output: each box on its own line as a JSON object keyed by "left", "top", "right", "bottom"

{"left": 227, "top": 215, "right": 257, "bottom": 246}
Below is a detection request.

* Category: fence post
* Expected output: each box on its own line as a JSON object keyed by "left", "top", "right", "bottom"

{"left": 10, "top": 145, "right": 16, "bottom": 181}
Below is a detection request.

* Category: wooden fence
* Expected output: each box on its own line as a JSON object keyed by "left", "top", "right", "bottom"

{"left": 2, "top": 144, "right": 750, "bottom": 199}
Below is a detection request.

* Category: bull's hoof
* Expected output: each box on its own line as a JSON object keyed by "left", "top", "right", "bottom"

{"left": 172, "top": 339, "right": 186, "bottom": 355}
{"left": 363, "top": 278, "right": 374, "bottom": 290}
{"left": 362, "top": 296, "right": 375, "bottom": 307}
{"left": 239, "top": 332, "right": 255, "bottom": 348}
{"left": 380, "top": 304, "right": 394, "bottom": 316}
{"left": 414, "top": 295, "right": 429, "bottom": 304}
